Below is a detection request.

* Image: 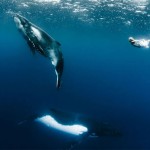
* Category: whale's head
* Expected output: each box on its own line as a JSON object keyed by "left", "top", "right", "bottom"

{"left": 14, "top": 14, "right": 30, "bottom": 34}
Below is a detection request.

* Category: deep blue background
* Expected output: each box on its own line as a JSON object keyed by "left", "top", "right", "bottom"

{"left": 0, "top": 0, "right": 150, "bottom": 149}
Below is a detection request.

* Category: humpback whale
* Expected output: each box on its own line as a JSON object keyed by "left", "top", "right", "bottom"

{"left": 14, "top": 14, "right": 64, "bottom": 88}
{"left": 35, "top": 109, "right": 121, "bottom": 137}
{"left": 19, "top": 109, "right": 121, "bottom": 149}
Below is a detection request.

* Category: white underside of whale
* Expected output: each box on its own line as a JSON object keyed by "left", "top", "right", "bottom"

{"left": 31, "top": 26, "right": 42, "bottom": 41}
{"left": 35, "top": 115, "right": 88, "bottom": 136}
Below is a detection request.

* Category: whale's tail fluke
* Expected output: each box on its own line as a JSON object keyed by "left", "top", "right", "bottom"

{"left": 55, "top": 58, "right": 64, "bottom": 89}
{"left": 56, "top": 73, "right": 61, "bottom": 89}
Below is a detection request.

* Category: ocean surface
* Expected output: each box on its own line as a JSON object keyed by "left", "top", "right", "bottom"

{"left": 1, "top": 0, "right": 150, "bottom": 149}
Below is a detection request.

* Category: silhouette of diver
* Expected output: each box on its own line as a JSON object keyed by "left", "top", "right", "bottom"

{"left": 129, "top": 37, "right": 150, "bottom": 48}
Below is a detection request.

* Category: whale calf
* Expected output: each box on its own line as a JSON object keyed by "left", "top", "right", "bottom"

{"left": 14, "top": 14, "right": 64, "bottom": 88}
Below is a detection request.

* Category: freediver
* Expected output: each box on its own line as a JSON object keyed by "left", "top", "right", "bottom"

{"left": 129, "top": 37, "right": 150, "bottom": 48}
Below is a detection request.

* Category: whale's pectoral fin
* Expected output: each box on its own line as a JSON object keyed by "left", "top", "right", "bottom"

{"left": 37, "top": 45, "right": 46, "bottom": 56}
{"left": 55, "top": 58, "right": 64, "bottom": 89}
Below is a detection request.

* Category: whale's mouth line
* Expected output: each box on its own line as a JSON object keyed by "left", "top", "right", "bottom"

{"left": 14, "top": 16, "right": 19, "bottom": 23}
{"left": 14, "top": 16, "right": 21, "bottom": 27}
{"left": 14, "top": 16, "right": 26, "bottom": 32}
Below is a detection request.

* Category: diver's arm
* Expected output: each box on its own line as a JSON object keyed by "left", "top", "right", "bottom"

{"left": 132, "top": 40, "right": 141, "bottom": 48}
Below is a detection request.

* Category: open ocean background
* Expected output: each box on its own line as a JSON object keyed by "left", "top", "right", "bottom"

{"left": 0, "top": 0, "right": 150, "bottom": 149}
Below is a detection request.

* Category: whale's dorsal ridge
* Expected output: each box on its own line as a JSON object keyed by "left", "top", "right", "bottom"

{"left": 56, "top": 41, "right": 61, "bottom": 46}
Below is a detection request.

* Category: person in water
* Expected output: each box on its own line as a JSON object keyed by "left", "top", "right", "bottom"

{"left": 129, "top": 37, "right": 150, "bottom": 48}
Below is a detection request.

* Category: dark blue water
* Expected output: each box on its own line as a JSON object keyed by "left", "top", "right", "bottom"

{"left": 1, "top": 0, "right": 150, "bottom": 149}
